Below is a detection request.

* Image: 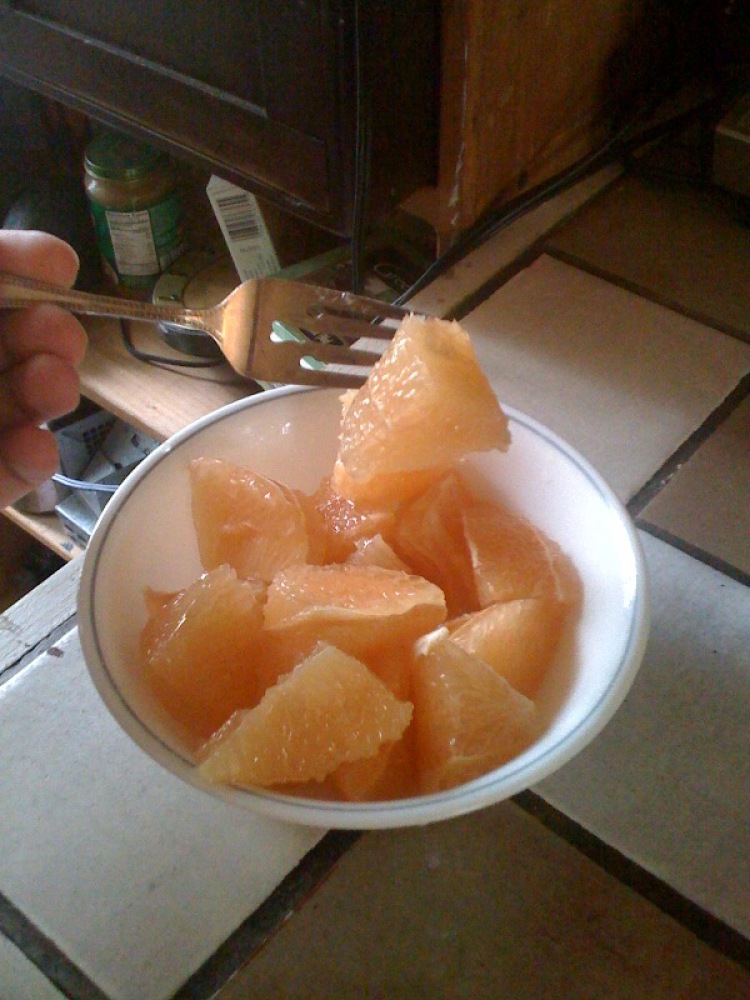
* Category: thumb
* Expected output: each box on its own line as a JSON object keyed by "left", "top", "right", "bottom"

{"left": 0, "top": 230, "right": 80, "bottom": 288}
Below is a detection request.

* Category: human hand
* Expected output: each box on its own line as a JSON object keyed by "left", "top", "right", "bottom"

{"left": 0, "top": 230, "right": 88, "bottom": 508}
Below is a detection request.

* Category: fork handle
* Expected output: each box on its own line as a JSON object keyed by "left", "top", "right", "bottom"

{"left": 0, "top": 272, "right": 207, "bottom": 329}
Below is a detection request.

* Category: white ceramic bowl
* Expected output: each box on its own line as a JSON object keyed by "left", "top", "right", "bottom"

{"left": 78, "top": 386, "right": 650, "bottom": 829}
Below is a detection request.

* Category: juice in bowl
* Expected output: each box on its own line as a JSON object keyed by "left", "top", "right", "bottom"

{"left": 78, "top": 316, "right": 649, "bottom": 828}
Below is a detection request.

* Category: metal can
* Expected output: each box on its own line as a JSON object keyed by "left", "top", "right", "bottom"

{"left": 84, "top": 131, "right": 185, "bottom": 293}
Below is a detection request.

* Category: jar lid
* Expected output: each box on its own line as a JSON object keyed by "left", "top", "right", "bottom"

{"left": 84, "top": 131, "right": 166, "bottom": 181}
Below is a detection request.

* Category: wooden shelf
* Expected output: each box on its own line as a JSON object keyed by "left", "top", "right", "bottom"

{"left": 79, "top": 317, "right": 254, "bottom": 442}
{"left": 3, "top": 506, "right": 83, "bottom": 563}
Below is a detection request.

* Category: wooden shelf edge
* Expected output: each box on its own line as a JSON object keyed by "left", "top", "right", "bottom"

{"left": 3, "top": 506, "right": 84, "bottom": 563}
{"left": 79, "top": 317, "right": 253, "bottom": 443}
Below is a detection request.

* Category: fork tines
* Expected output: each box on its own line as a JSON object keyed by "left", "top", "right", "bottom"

{"left": 274, "top": 336, "right": 383, "bottom": 368}
{"left": 261, "top": 278, "right": 420, "bottom": 388}
{"left": 304, "top": 283, "right": 411, "bottom": 321}
{"left": 296, "top": 283, "right": 412, "bottom": 342}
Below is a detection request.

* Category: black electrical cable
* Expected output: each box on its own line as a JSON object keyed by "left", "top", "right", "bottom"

{"left": 393, "top": 84, "right": 726, "bottom": 308}
{"left": 120, "top": 319, "right": 224, "bottom": 370}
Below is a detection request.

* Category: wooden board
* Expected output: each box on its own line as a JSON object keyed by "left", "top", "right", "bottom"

{"left": 436, "top": 0, "right": 709, "bottom": 245}
{"left": 3, "top": 506, "right": 82, "bottom": 563}
{"left": 0, "top": 558, "right": 81, "bottom": 679}
{"left": 78, "top": 316, "right": 253, "bottom": 442}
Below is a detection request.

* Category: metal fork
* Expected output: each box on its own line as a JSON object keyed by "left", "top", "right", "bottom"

{"left": 0, "top": 272, "right": 416, "bottom": 388}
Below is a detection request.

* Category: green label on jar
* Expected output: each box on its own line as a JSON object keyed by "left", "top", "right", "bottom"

{"left": 89, "top": 193, "right": 185, "bottom": 289}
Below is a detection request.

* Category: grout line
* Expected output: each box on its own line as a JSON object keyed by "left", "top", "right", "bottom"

{"left": 422, "top": 164, "right": 623, "bottom": 321}
{"left": 172, "top": 830, "right": 361, "bottom": 1000}
{"left": 627, "top": 372, "right": 750, "bottom": 516}
{"left": 437, "top": 167, "right": 628, "bottom": 322}
{"left": 635, "top": 520, "right": 750, "bottom": 588}
{"left": 513, "top": 790, "right": 750, "bottom": 971}
{"left": 0, "top": 890, "right": 109, "bottom": 1000}
{"left": 530, "top": 168, "right": 624, "bottom": 242}
{"left": 443, "top": 246, "right": 541, "bottom": 322}
{"left": 0, "top": 615, "right": 77, "bottom": 689}
{"left": 543, "top": 246, "right": 750, "bottom": 347}
{"left": 422, "top": 167, "right": 623, "bottom": 321}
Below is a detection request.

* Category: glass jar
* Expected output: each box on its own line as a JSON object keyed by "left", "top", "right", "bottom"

{"left": 84, "top": 131, "right": 185, "bottom": 294}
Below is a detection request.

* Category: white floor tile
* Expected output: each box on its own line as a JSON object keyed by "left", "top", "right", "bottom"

{"left": 464, "top": 256, "right": 750, "bottom": 501}
{"left": 0, "top": 630, "right": 322, "bottom": 1000}
{"left": 537, "top": 531, "right": 750, "bottom": 936}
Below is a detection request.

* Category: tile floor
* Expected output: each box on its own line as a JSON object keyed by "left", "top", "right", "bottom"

{"left": 638, "top": 395, "right": 750, "bottom": 576}
{"left": 459, "top": 253, "right": 749, "bottom": 502}
{"left": 219, "top": 806, "right": 750, "bottom": 1000}
{"left": 544, "top": 169, "right": 750, "bottom": 341}
{"left": 1, "top": 157, "right": 749, "bottom": 999}
{"left": 0, "top": 937, "right": 65, "bottom": 1000}
{"left": 539, "top": 532, "right": 750, "bottom": 936}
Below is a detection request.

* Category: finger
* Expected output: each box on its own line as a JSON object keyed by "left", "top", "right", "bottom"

{"left": 0, "top": 304, "right": 88, "bottom": 372}
{"left": 0, "top": 230, "right": 79, "bottom": 288}
{"left": 0, "top": 424, "right": 59, "bottom": 508}
{"left": 0, "top": 354, "right": 81, "bottom": 428}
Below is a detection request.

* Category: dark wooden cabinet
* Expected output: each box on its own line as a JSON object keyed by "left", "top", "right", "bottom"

{"left": 0, "top": 1, "right": 439, "bottom": 235}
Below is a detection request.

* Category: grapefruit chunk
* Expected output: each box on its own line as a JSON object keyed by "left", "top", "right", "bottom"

{"left": 449, "top": 597, "right": 566, "bottom": 697}
{"left": 141, "top": 565, "right": 267, "bottom": 745}
{"left": 335, "top": 316, "right": 510, "bottom": 502}
{"left": 412, "top": 630, "right": 539, "bottom": 793}
{"left": 462, "top": 500, "right": 580, "bottom": 608}
{"left": 263, "top": 563, "right": 446, "bottom": 659}
{"left": 198, "top": 643, "right": 413, "bottom": 787}
{"left": 330, "top": 730, "right": 416, "bottom": 802}
{"left": 346, "top": 533, "right": 410, "bottom": 572}
{"left": 301, "top": 477, "right": 396, "bottom": 564}
{"left": 392, "top": 471, "right": 477, "bottom": 616}
{"left": 189, "top": 457, "right": 309, "bottom": 581}
{"left": 331, "top": 460, "right": 446, "bottom": 510}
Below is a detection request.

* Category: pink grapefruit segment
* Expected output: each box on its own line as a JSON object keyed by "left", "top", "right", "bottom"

{"left": 189, "top": 456, "right": 309, "bottom": 582}
{"left": 198, "top": 643, "right": 413, "bottom": 787}
{"left": 411, "top": 629, "right": 539, "bottom": 793}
